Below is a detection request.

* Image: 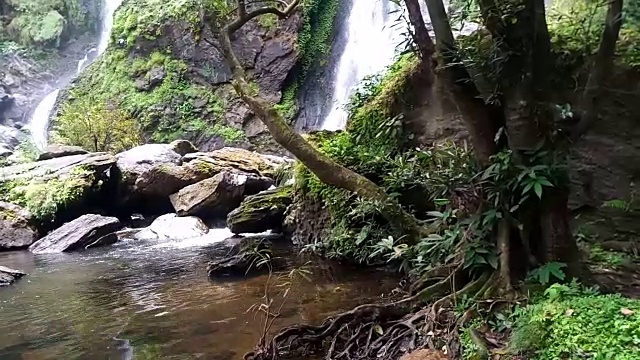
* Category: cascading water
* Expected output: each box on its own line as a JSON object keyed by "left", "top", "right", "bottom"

{"left": 24, "top": 0, "right": 124, "bottom": 149}
{"left": 321, "top": 0, "right": 404, "bottom": 131}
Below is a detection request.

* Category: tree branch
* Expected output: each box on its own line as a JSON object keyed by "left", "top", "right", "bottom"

{"left": 214, "top": 0, "right": 424, "bottom": 243}
{"left": 228, "top": 0, "right": 300, "bottom": 33}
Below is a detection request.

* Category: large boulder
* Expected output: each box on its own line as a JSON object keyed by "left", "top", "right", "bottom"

{"left": 133, "top": 214, "right": 209, "bottom": 241}
{"left": 29, "top": 214, "right": 122, "bottom": 253}
{"left": 0, "top": 202, "right": 39, "bottom": 250}
{"left": 183, "top": 147, "right": 292, "bottom": 179}
{"left": 227, "top": 187, "right": 293, "bottom": 234}
{"left": 0, "top": 153, "right": 117, "bottom": 227}
{"left": 0, "top": 266, "right": 26, "bottom": 286}
{"left": 37, "top": 144, "right": 88, "bottom": 161}
{"left": 169, "top": 171, "right": 248, "bottom": 218}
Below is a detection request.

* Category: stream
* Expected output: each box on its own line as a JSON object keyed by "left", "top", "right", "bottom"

{"left": 0, "top": 232, "right": 397, "bottom": 359}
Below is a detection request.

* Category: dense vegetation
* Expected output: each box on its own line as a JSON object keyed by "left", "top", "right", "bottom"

{"left": 0, "top": 0, "right": 97, "bottom": 51}
{"left": 212, "top": 0, "right": 640, "bottom": 358}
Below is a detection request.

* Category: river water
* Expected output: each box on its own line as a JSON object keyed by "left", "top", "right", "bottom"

{"left": 0, "top": 233, "right": 397, "bottom": 359}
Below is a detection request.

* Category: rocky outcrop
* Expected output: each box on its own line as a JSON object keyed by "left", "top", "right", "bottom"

{"left": 227, "top": 187, "right": 293, "bottom": 234}
{"left": 283, "top": 193, "right": 331, "bottom": 246}
{"left": 183, "top": 147, "right": 292, "bottom": 179}
{"left": 29, "top": 214, "right": 122, "bottom": 253}
{"left": 133, "top": 214, "right": 209, "bottom": 241}
{"left": 116, "top": 144, "right": 281, "bottom": 212}
{"left": 37, "top": 144, "right": 88, "bottom": 161}
{"left": 0, "top": 266, "right": 26, "bottom": 286}
{"left": 169, "top": 172, "right": 250, "bottom": 218}
{"left": 0, "top": 202, "right": 39, "bottom": 250}
{"left": 0, "top": 152, "right": 117, "bottom": 227}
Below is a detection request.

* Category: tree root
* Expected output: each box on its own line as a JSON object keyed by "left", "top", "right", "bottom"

{"left": 245, "top": 272, "right": 494, "bottom": 360}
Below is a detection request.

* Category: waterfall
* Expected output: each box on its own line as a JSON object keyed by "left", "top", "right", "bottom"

{"left": 321, "top": 0, "right": 403, "bottom": 131}
{"left": 24, "top": 0, "right": 124, "bottom": 150}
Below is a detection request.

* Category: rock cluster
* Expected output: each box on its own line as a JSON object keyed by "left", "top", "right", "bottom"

{"left": 0, "top": 140, "right": 295, "bottom": 257}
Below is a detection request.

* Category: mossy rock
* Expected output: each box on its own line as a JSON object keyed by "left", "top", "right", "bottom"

{"left": 0, "top": 201, "right": 39, "bottom": 250}
{"left": 227, "top": 186, "right": 293, "bottom": 234}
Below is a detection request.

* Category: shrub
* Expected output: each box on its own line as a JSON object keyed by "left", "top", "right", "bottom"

{"left": 510, "top": 286, "right": 640, "bottom": 359}
{"left": 53, "top": 99, "right": 142, "bottom": 153}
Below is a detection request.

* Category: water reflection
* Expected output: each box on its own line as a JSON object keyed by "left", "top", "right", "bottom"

{"left": 0, "top": 235, "right": 397, "bottom": 359}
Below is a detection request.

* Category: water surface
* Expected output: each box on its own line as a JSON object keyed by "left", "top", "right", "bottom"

{"left": 0, "top": 232, "right": 397, "bottom": 359}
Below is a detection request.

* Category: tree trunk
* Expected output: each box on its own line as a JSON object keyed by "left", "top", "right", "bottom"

{"left": 215, "top": 12, "right": 422, "bottom": 243}
{"left": 424, "top": 0, "right": 499, "bottom": 163}
{"left": 574, "top": 0, "right": 624, "bottom": 139}
{"left": 403, "top": 0, "right": 436, "bottom": 63}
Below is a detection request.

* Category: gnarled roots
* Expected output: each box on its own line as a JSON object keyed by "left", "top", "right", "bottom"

{"left": 245, "top": 271, "right": 492, "bottom": 360}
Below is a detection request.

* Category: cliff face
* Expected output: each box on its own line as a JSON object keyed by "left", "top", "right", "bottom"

{"left": 54, "top": 0, "right": 335, "bottom": 155}
{"left": 0, "top": 0, "right": 100, "bottom": 130}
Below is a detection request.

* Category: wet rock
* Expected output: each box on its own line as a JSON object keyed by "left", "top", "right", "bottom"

{"left": 170, "top": 139, "right": 198, "bottom": 156}
{"left": 207, "top": 235, "right": 291, "bottom": 280}
{"left": 115, "top": 143, "right": 186, "bottom": 209}
{"left": 116, "top": 143, "right": 183, "bottom": 177}
{"left": 283, "top": 194, "right": 330, "bottom": 246}
{"left": 29, "top": 214, "right": 122, "bottom": 253}
{"left": 183, "top": 147, "right": 292, "bottom": 179}
{"left": 134, "top": 214, "right": 209, "bottom": 240}
{"left": 0, "top": 202, "right": 39, "bottom": 250}
{"left": 0, "top": 152, "right": 116, "bottom": 182}
{"left": 134, "top": 66, "right": 166, "bottom": 91}
{"left": 227, "top": 187, "right": 292, "bottom": 234}
{"left": 132, "top": 159, "right": 220, "bottom": 199}
{"left": 37, "top": 144, "right": 88, "bottom": 161}
{"left": 0, "top": 266, "right": 26, "bottom": 286}
{"left": 0, "top": 153, "right": 117, "bottom": 227}
{"left": 0, "top": 124, "right": 23, "bottom": 153}
{"left": 169, "top": 171, "right": 247, "bottom": 218}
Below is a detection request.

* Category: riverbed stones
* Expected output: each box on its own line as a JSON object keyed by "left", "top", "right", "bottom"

{"left": 227, "top": 187, "right": 292, "bottom": 234}
{"left": 0, "top": 266, "right": 26, "bottom": 286}
{"left": 134, "top": 214, "right": 209, "bottom": 240}
{"left": 37, "top": 144, "right": 88, "bottom": 161}
{"left": 29, "top": 214, "right": 122, "bottom": 253}
{"left": 169, "top": 171, "right": 248, "bottom": 218}
{"left": 0, "top": 202, "right": 39, "bottom": 250}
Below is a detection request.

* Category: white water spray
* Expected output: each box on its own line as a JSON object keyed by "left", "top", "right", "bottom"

{"left": 321, "top": 0, "right": 404, "bottom": 131}
{"left": 25, "top": 0, "right": 124, "bottom": 149}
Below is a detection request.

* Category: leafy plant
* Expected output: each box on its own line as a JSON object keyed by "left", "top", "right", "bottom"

{"left": 528, "top": 262, "right": 567, "bottom": 285}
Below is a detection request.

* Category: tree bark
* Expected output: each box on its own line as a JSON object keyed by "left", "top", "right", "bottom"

{"left": 574, "top": 0, "right": 624, "bottom": 139}
{"left": 425, "top": 0, "right": 499, "bottom": 163}
{"left": 215, "top": 1, "right": 423, "bottom": 243}
{"left": 403, "top": 0, "right": 437, "bottom": 62}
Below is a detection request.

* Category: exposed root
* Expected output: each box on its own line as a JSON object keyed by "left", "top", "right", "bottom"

{"left": 245, "top": 271, "right": 495, "bottom": 360}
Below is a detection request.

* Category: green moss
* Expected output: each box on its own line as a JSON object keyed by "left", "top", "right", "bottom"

{"left": 294, "top": 54, "right": 426, "bottom": 262}
{"left": 275, "top": 0, "right": 339, "bottom": 122}
{"left": 61, "top": 46, "right": 233, "bottom": 144}
{"left": 0, "top": 167, "right": 95, "bottom": 222}
{"left": 510, "top": 287, "right": 640, "bottom": 359}
{"left": 1, "top": 0, "right": 93, "bottom": 48}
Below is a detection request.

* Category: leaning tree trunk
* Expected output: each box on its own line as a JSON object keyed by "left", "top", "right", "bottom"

{"left": 574, "top": 0, "right": 624, "bottom": 139}
{"left": 214, "top": 2, "right": 423, "bottom": 243}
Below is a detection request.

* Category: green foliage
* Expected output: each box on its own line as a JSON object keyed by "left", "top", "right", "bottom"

{"left": 54, "top": 99, "right": 143, "bottom": 153}
{"left": 276, "top": 0, "right": 339, "bottom": 121}
{"left": 548, "top": 0, "right": 640, "bottom": 69}
{"left": 510, "top": 284, "right": 640, "bottom": 359}
{"left": 528, "top": 262, "right": 567, "bottom": 285}
{"left": 63, "top": 47, "right": 236, "bottom": 144}
{"left": 588, "top": 244, "right": 632, "bottom": 268}
{"left": 296, "top": 54, "right": 429, "bottom": 262}
{"left": 1, "top": 0, "right": 93, "bottom": 48}
{"left": 111, "top": 0, "right": 206, "bottom": 48}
